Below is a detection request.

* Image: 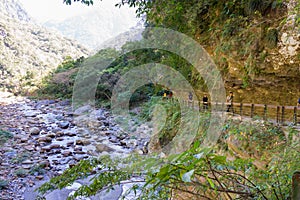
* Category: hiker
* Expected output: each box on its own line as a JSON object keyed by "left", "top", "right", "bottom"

{"left": 168, "top": 90, "right": 173, "bottom": 99}
{"left": 188, "top": 92, "right": 193, "bottom": 102}
{"left": 203, "top": 94, "right": 208, "bottom": 110}
{"left": 226, "top": 91, "right": 234, "bottom": 112}
{"left": 162, "top": 91, "right": 167, "bottom": 100}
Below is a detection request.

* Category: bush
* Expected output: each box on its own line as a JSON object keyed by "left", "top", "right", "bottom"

{"left": 0, "top": 129, "right": 13, "bottom": 145}
{"left": 0, "top": 179, "right": 9, "bottom": 189}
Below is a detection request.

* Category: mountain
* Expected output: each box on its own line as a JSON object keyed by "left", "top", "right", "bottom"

{"left": 0, "top": 0, "right": 31, "bottom": 22}
{"left": 43, "top": 5, "right": 139, "bottom": 50}
{"left": 0, "top": 0, "right": 90, "bottom": 94}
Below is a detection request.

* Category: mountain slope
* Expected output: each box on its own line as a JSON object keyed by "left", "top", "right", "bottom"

{"left": 0, "top": 0, "right": 90, "bottom": 94}
{"left": 43, "top": 6, "right": 138, "bottom": 50}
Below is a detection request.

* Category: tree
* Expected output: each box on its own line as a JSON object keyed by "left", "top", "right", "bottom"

{"left": 63, "top": 0, "right": 97, "bottom": 6}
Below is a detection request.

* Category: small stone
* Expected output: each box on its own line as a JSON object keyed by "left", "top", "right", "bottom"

{"left": 41, "top": 146, "right": 51, "bottom": 153}
{"left": 76, "top": 140, "right": 84, "bottom": 145}
{"left": 74, "top": 146, "right": 82, "bottom": 151}
{"left": 56, "top": 131, "right": 64, "bottom": 137}
{"left": 39, "top": 160, "right": 50, "bottom": 168}
{"left": 24, "top": 111, "right": 39, "bottom": 117}
{"left": 46, "top": 133, "right": 56, "bottom": 138}
{"left": 66, "top": 132, "right": 76, "bottom": 137}
{"left": 62, "top": 151, "right": 72, "bottom": 157}
{"left": 133, "top": 149, "right": 144, "bottom": 155}
{"left": 35, "top": 175, "right": 44, "bottom": 180}
{"left": 73, "top": 105, "right": 92, "bottom": 116}
{"left": 58, "top": 121, "right": 69, "bottom": 129}
{"left": 22, "top": 164, "right": 32, "bottom": 169}
{"left": 20, "top": 137, "right": 29, "bottom": 143}
{"left": 60, "top": 158, "right": 71, "bottom": 165}
{"left": 29, "top": 127, "right": 40, "bottom": 135}
{"left": 67, "top": 141, "right": 74, "bottom": 147}
{"left": 95, "top": 144, "right": 114, "bottom": 153}
{"left": 74, "top": 151, "right": 85, "bottom": 155}
{"left": 38, "top": 136, "right": 52, "bottom": 143}
{"left": 50, "top": 144, "right": 61, "bottom": 149}
{"left": 120, "top": 140, "right": 127, "bottom": 146}
{"left": 22, "top": 159, "right": 33, "bottom": 165}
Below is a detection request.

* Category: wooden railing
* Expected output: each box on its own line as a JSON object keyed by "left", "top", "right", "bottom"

{"left": 172, "top": 98, "right": 300, "bottom": 126}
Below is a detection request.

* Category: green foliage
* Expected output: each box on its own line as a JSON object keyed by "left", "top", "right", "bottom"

{"left": 0, "top": 129, "right": 13, "bottom": 145}
{"left": 14, "top": 168, "right": 28, "bottom": 177}
{"left": 63, "top": 0, "right": 96, "bottom": 6}
{"left": 29, "top": 164, "right": 47, "bottom": 175}
{"left": 265, "top": 28, "right": 278, "bottom": 48}
{"left": 11, "top": 151, "right": 31, "bottom": 164}
{"left": 37, "top": 56, "right": 84, "bottom": 99}
{"left": 0, "top": 179, "right": 9, "bottom": 190}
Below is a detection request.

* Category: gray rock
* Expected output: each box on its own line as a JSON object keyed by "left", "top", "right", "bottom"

{"left": 24, "top": 110, "right": 39, "bottom": 117}
{"left": 29, "top": 127, "right": 40, "bottom": 135}
{"left": 38, "top": 136, "right": 52, "bottom": 143}
{"left": 73, "top": 105, "right": 92, "bottom": 116}
{"left": 58, "top": 121, "right": 69, "bottom": 129}
{"left": 95, "top": 144, "right": 114, "bottom": 153}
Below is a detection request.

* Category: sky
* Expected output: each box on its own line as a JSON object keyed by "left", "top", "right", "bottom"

{"left": 20, "top": 0, "right": 137, "bottom": 23}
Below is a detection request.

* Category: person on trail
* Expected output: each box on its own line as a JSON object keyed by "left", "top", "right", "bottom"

{"left": 203, "top": 94, "right": 208, "bottom": 110}
{"left": 226, "top": 91, "right": 234, "bottom": 112}
{"left": 168, "top": 91, "right": 173, "bottom": 99}
{"left": 298, "top": 98, "right": 300, "bottom": 107}
{"left": 188, "top": 92, "right": 193, "bottom": 102}
{"left": 162, "top": 91, "right": 167, "bottom": 100}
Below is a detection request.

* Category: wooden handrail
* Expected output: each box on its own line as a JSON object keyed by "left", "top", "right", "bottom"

{"left": 169, "top": 96, "right": 300, "bottom": 125}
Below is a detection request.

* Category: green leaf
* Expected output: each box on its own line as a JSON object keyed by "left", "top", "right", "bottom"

{"left": 206, "top": 177, "right": 215, "bottom": 189}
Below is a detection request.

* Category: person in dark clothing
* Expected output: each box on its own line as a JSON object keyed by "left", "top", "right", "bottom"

{"left": 203, "top": 94, "right": 208, "bottom": 110}
{"left": 298, "top": 98, "right": 300, "bottom": 107}
{"left": 188, "top": 92, "right": 193, "bottom": 101}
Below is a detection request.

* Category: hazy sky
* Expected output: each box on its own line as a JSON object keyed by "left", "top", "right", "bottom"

{"left": 20, "top": 0, "right": 137, "bottom": 23}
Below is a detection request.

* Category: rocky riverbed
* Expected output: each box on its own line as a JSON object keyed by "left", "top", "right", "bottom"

{"left": 0, "top": 92, "right": 152, "bottom": 200}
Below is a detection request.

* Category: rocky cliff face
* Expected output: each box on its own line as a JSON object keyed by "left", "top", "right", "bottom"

{"left": 0, "top": 0, "right": 90, "bottom": 94}
{"left": 220, "top": 0, "right": 300, "bottom": 106}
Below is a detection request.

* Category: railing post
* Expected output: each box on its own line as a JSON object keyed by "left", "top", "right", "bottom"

{"left": 215, "top": 102, "right": 217, "bottom": 112}
{"left": 264, "top": 104, "right": 267, "bottom": 121}
{"left": 240, "top": 103, "right": 243, "bottom": 117}
{"left": 250, "top": 104, "right": 254, "bottom": 118}
{"left": 293, "top": 107, "right": 297, "bottom": 125}
{"left": 276, "top": 106, "right": 280, "bottom": 124}
{"left": 281, "top": 106, "right": 285, "bottom": 125}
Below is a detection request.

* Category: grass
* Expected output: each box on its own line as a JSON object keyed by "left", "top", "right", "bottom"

{"left": 0, "top": 129, "right": 13, "bottom": 145}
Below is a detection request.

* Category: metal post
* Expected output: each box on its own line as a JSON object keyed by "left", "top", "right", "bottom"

{"left": 250, "top": 104, "right": 254, "bottom": 118}
{"left": 293, "top": 107, "right": 297, "bottom": 125}
{"left": 240, "top": 103, "right": 243, "bottom": 117}
{"left": 264, "top": 104, "right": 267, "bottom": 121}
{"left": 281, "top": 106, "right": 285, "bottom": 125}
{"left": 276, "top": 106, "right": 280, "bottom": 124}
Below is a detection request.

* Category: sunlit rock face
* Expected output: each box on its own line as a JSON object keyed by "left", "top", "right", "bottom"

{"left": 223, "top": 0, "right": 299, "bottom": 106}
